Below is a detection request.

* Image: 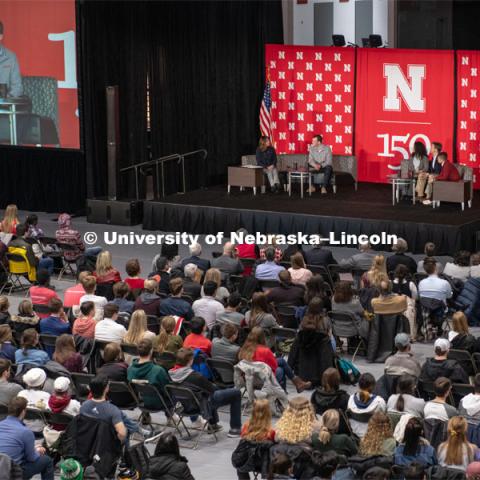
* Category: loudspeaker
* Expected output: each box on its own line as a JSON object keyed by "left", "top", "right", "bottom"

{"left": 86, "top": 198, "right": 143, "bottom": 226}
{"left": 106, "top": 86, "right": 120, "bottom": 200}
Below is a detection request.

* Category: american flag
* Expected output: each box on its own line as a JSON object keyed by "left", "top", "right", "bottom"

{"left": 259, "top": 74, "right": 272, "bottom": 139}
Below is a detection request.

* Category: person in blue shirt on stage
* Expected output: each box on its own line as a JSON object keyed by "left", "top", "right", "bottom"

{"left": 256, "top": 136, "right": 280, "bottom": 193}
{"left": 0, "top": 22, "right": 23, "bottom": 98}
{"left": 0, "top": 397, "right": 54, "bottom": 480}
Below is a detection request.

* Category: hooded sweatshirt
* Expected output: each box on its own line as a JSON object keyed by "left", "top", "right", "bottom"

{"left": 347, "top": 392, "right": 386, "bottom": 438}
{"left": 459, "top": 393, "right": 480, "bottom": 419}
{"left": 72, "top": 315, "right": 96, "bottom": 339}
{"left": 419, "top": 358, "right": 469, "bottom": 385}
{"left": 127, "top": 359, "right": 170, "bottom": 408}
{"left": 55, "top": 213, "right": 84, "bottom": 261}
{"left": 48, "top": 393, "right": 80, "bottom": 429}
{"left": 134, "top": 292, "right": 161, "bottom": 317}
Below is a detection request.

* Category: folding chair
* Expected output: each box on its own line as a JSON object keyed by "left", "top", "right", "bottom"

{"left": 0, "top": 253, "right": 31, "bottom": 295}
{"left": 165, "top": 384, "right": 218, "bottom": 449}
{"left": 33, "top": 304, "right": 51, "bottom": 317}
{"left": 108, "top": 381, "right": 139, "bottom": 410}
{"left": 93, "top": 339, "right": 111, "bottom": 369}
{"left": 274, "top": 304, "right": 298, "bottom": 329}
{"left": 45, "top": 411, "right": 74, "bottom": 430}
{"left": 328, "top": 311, "right": 367, "bottom": 362}
{"left": 206, "top": 358, "right": 235, "bottom": 388}
{"left": 117, "top": 312, "right": 130, "bottom": 328}
{"left": 309, "top": 264, "right": 333, "bottom": 286}
{"left": 146, "top": 315, "right": 160, "bottom": 335}
{"left": 56, "top": 243, "right": 78, "bottom": 281}
{"left": 259, "top": 279, "right": 280, "bottom": 291}
{"left": 153, "top": 351, "right": 177, "bottom": 370}
{"left": 271, "top": 326, "right": 297, "bottom": 358}
{"left": 474, "top": 353, "right": 480, "bottom": 372}
{"left": 451, "top": 383, "right": 475, "bottom": 408}
{"left": 39, "top": 333, "right": 57, "bottom": 352}
{"left": 121, "top": 343, "right": 139, "bottom": 358}
{"left": 418, "top": 380, "right": 455, "bottom": 405}
{"left": 71, "top": 372, "right": 94, "bottom": 402}
{"left": 0, "top": 403, "right": 8, "bottom": 421}
{"left": 448, "top": 349, "right": 477, "bottom": 377}
{"left": 95, "top": 282, "right": 115, "bottom": 301}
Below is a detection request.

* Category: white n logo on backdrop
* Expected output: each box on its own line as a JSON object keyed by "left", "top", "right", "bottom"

{"left": 383, "top": 64, "right": 426, "bottom": 112}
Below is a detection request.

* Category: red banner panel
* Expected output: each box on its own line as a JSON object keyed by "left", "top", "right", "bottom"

{"left": 456, "top": 51, "right": 480, "bottom": 175}
{"left": 355, "top": 49, "right": 454, "bottom": 183}
{"left": 265, "top": 45, "right": 355, "bottom": 155}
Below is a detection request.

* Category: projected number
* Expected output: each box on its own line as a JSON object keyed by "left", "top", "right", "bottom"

{"left": 48, "top": 31, "right": 77, "bottom": 89}
{"left": 377, "top": 133, "right": 431, "bottom": 159}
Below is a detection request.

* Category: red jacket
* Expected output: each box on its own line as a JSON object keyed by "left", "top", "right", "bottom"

{"left": 437, "top": 161, "right": 460, "bottom": 182}
{"left": 252, "top": 345, "right": 278, "bottom": 373}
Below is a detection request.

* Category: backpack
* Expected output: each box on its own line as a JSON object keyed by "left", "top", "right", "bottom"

{"left": 192, "top": 348, "right": 213, "bottom": 380}
{"left": 336, "top": 357, "right": 360, "bottom": 385}
{"left": 123, "top": 442, "right": 150, "bottom": 479}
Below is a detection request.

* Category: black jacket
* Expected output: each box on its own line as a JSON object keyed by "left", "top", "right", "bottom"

{"left": 386, "top": 253, "right": 417, "bottom": 275}
{"left": 256, "top": 146, "right": 277, "bottom": 168}
{"left": 97, "top": 361, "right": 128, "bottom": 382}
{"left": 311, "top": 388, "right": 349, "bottom": 414}
{"left": 304, "top": 248, "right": 337, "bottom": 267}
{"left": 420, "top": 358, "right": 469, "bottom": 384}
{"left": 148, "top": 454, "right": 195, "bottom": 480}
{"left": 182, "top": 278, "right": 201, "bottom": 300}
{"left": 288, "top": 330, "right": 335, "bottom": 386}
{"left": 266, "top": 283, "right": 305, "bottom": 306}
{"left": 455, "top": 278, "right": 480, "bottom": 326}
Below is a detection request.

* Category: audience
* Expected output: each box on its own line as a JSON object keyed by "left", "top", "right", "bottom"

{"left": 275, "top": 396, "right": 318, "bottom": 444}
{"left": 159, "top": 278, "right": 194, "bottom": 321}
{"left": 216, "top": 292, "right": 244, "bottom": 326}
{"left": 312, "top": 409, "right": 357, "bottom": 456}
{"left": 449, "top": 311, "right": 479, "bottom": 353}
{"left": 124, "top": 258, "right": 145, "bottom": 290}
{"left": 387, "top": 374, "right": 425, "bottom": 417}
{"left": 28, "top": 269, "right": 59, "bottom": 317}
{"left": 72, "top": 301, "right": 96, "bottom": 339}
{"left": 259, "top": 237, "right": 283, "bottom": 262}
{"left": 339, "top": 241, "right": 376, "bottom": 271}
{"left": 182, "top": 263, "right": 202, "bottom": 300}
{"left": 0, "top": 358, "right": 21, "bottom": 405}
{"left": 0, "top": 325, "right": 15, "bottom": 362}
{"left": 424, "top": 377, "right": 458, "bottom": 421}
{"left": 63, "top": 270, "right": 90, "bottom": 308}
{"left": 0, "top": 296, "right": 9, "bottom": 324}
{"left": 211, "top": 323, "right": 240, "bottom": 364}
{"left": 201, "top": 268, "right": 230, "bottom": 303}
{"left": 304, "top": 243, "right": 337, "bottom": 268}
{"left": 241, "top": 398, "right": 275, "bottom": 441}
{"left": 39, "top": 298, "right": 71, "bottom": 348}
{"left": 154, "top": 316, "right": 183, "bottom": 359}
{"left": 444, "top": 250, "right": 471, "bottom": 283}
{"left": 386, "top": 238, "right": 417, "bottom": 274}
{"left": 254, "top": 247, "right": 285, "bottom": 281}
{"left": 360, "top": 255, "right": 388, "bottom": 289}
{"left": 48, "top": 377, "right": 81, "bottom": 419}
{"left": 55, "top": 213, "right": 87, "bottom": 262}
{"left": 0, "top": 397, "right": 54, "bottom": 480}
{"left": 134, "top": 278, "right": 162, "bottom": 317}
{"left": 459, "top": 373, "right": 480, "bottom": 420}
{"left": 110, "top": 281, "right": 134, "bottom": 314}
{"left": 79, "top": 275, "right": 108, "bottom": 322}
{"left": 287, "top": 252, "right": 313, "bottom": 285}
{"left": 417, "top": 242, "right": 443, "bottom": 274}
{"left": 94, "top": 250, "right": 121, "bottom": 284}
{"left": 180, "top": 243, "right": 210, "bottom": 273}
{"left": 18, "top": 368, "right": 50, "bottom": 433}
{"left": 265, "top": 270, "right": 305, "bottom": 306}
{"left": 53, "top": 334, "right": 83, "bottom": 372}
{"left": 183, "top": 316, "right": 212, "bottom": 355}
{"left": 95, "top": 303, "right": 127, "bottom": 343}
{"left": 123, "top": 309, "right": 156, "bottom": 346}
{"left": 385, "top": 333, "right": 422, "bottom": 378}
{"left": 371, "top": 280, "right": 408, "bottom": 315}
{"left": 471, "top": 253, "right": 480, "bottom": 279}
{"left": 15, "top": 329, "right": 49, "bottom": 366}
{"left": 97, "top": 342, "right": 128, "bottom": 381}
{"left": 311, "top": 368, "right": 349, "bottom": 417}
{"left": 359, "top": 411, "right": 396, "bottom": 456}
{"left": 0, "top": 204, "right": 19, "bottom": 234}
{"left": 244, "top": 292, "right": 278, "bottom": 331}
{"left": 332, "top": 280, "right": 365, "bottom": 321}
{"left": 9, "top": 299, "right": 40, "bottom": 336}
{"left": 149, "top": 256, "right": 171, "bottom": 295}
{"left": 211, "top": 242, "right": 244, "bottom": 277}
{"left": 193, "top": 280, "right": 225, "bottom": 328}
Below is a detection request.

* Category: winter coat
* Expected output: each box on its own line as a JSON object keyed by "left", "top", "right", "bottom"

{"left": 287, "top": 330, "right": 335, "bottom": 386}
{"left": 455, "top": 277, "right": 480, "bottom": 326}
{"left": 148, "top": 454, "right": 195, "bottom": 480}
{"left": 420, "top": 358, "right": 469, "bottom": 384}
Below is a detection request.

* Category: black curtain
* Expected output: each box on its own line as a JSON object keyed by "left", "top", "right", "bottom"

{"left": 148, "top": 1, "right": 283, "bottom": 194}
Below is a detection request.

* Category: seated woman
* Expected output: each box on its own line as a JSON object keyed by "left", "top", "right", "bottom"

{"left": 15, "top": 328, "right": 49, "bottom": 366}
{"left": 312, "top": 409, "right": 358, "bottom": 456}
{"left": 448, "top": 311, "right": 479, "bottom": 353}
{"left": 359, "top": 411, "right": 396, "bottom": 457}
{"left": 437, "top": 416, "right": 478, "bottom": 471}
{"left": 124, "top": 258, "right": 146, "bottom": 291}
{"left": 97, "top": 342, "right": 128, "bottom": 381}
{"left": 360, "top": 255, "right": 388, "bottom": 289}
{"left": 48, "top": 376, "right": 81, "bottom": 426}
{"left": 9, "top": 299, "right": 40, "bottom": 336}
{"left": 25, "top": 213, "right": 44, "bottom": 239}
{"left": 394, "top": 417, "right": 437, "bottom": 467}
{"left": 275, "top": 396, "right": 319, "bottom": 445}
{"left": 347, "top": 373, "right": 386, "bottom": 439}
{"left": 387, "top": 374, "right": 425, "bottom": 418}
{"left": 241, "top": 398, "right": 275, "bottom": 441}
{"left": 148, "top": 432, "right": 195, "bottom": 480}
{"left": 288, "top": 252, "right": 313, "bottom": 286}
{"left": 72, "top": 301, "right": 96, "bottom": 339}
{"left": 0, "top": 325, "right": 16, "bottom": 362}
{"left": 200, "top": 268, "right": 230, "bottom": 304}
{"left": 238, "top": 327, "right": 310, "bottom": 393}
{"left": 124, "top": 309, "right": 156, "bottom": 345}
{"left": 53, "top": 334, "right": 83, "bottom": 373}
{"left": 288, "top": 298, "right": 335, "bottom": 387}
{"left": 154, "top": 316, "right": 183, "bottom": 361}
{"left": 94, "top": 250, "right": 121, "bottom": 284}
{"left": 256, "top": 136, "right": 280, "bottom": 193}
{"left": 0, "top": 204, "right": 19, "bottom": 234}
{"left": 407, "top": 140, "right": 429, "bottom": 198}
{"left": 243, "top": 292, "right": 278, "bottom": 334}
{"left": 0, "top": 296, "right": 10, "bottom": 325}
{"left": 332, "top": 280, "right": 365, "bottom": 321}
{"left": 443, "top": 251, "right": 471, "bottom": 283}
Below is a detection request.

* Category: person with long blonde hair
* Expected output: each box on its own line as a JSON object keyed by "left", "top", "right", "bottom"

{"left": 123, "top": 309, "right": 156, "bottom": 345}
{"left": 275, "top": 396, "right": 319, "bottom": 444}
{"left": 94, "top": 250, "right": 121, "bottom": 284}
{"left": 359, "top": 411, "right": 396, "bottom": 456}
{"left": 312, "top": 409, "right": 358, "bottom": 456}
{"left": 437, "top": 416, "right": 478, "bottom": 471}
{"left": 0, "top": 204, "right": 19, "bottom": 234}
{"left": 449, "top": 311, "right": 478, "bottom": 353}
{"left": 361, "top": 255, "right": 388, "bottom": 288}
{"left": 241, "top": 399, "right": 275, "bottom": 441}
{"left": 200, "top": 268, "right": 229, "bottom": 303}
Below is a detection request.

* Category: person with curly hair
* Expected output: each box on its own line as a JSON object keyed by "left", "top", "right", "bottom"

{"left": 275, "top": 396, "right": 319, "bottom": 445}
{"left": 359, "top": 411, "right": 396, "bottom": 456}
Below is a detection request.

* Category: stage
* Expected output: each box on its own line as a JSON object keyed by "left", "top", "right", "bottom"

{"left": 142, "top": 183, "right": 480, "bottom": 254}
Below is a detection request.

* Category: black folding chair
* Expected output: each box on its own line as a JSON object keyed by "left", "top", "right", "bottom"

{"left": 418, "top": 380, "right": 455, "bottom": 405}
{"left": 0, "top": 403, "right": 8, "bottom": 421}
{"left": 0, "top": 252, "right": 31, "bottom": 295}
{"left": 153, "top": 351, "right": 177, "bottom": 370}
{"left": 451, "top": 383, "right": 475, "bottom": 408}
{"left": 146, "top": 315, "right": 160, "bottom": 335}
{"left": 71, "top": 372, "right": 94, "bottom": 401}
{"left": 32, "top": 304, "right": 51, "bottom": 316}
{"left": 121, "top": 343, "right": 139, "bottom": 357}
{"left": 448, "top": 349, "right": 477, "bottom": 377}
{"left": 39, "top": 334, "right": 57, "bottom": 352}
{"left": 259, "top": 279, "right": 280, "bottom": 291}
{"left": 206, "top": 358, "right": 235, "bottom": 388}
{"left": 165, "top": 384, "right": 218, "bottom": 449}
{"left": 328, "top": 311, "right": 367, "bottom": 361}
{"left": 56, "top": 243, "right": 78, "bottom": 281}
{"left": 95, "top": 282, "right": 115, "bottom": 301}
{"left": 308, "top": 264, "right": 333, "bottom": 286}
{"left": 108, "top": 381, "right": 139, "bottom": 410}
{"left": 274, "top": 304, "right": 298, "bottom": 329}
{"left": 271, "top": 326, "right": 297, "bottom": 358}
{"left": 45, "top": 411, "right": 74, "bottom": 430}
{"left": 181, "top": 295, "right": 194, "bottom": 305}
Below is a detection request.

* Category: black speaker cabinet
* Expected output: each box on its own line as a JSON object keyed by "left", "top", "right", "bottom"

{"left": 86, "top": 198, "right": 143, "bottom": 226}
{"left": 106, "top": 85, "right": 120, "bottom": 199}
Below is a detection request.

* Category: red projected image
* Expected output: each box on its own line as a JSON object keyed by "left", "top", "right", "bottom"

{"left": 0, "top": 0, "right": 79, "bottom": 149}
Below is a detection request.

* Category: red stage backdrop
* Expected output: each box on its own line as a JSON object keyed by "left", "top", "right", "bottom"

{"left": 355, "top": 48, "right": 454, "bottom": 183}
{"left": 456, "top": 51, "right": 480, "bottom": 178}
{"left": 1, "top": 0, "right": 79, "bottom": 148}
{"left": 265, "top": 45, "right": 355, "bottom": 156}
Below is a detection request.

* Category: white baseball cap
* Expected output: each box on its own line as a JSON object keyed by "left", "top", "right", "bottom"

{"left": 434, "top": 338, "right": 450, "bottom": 353}
{"left": 54, "top": 376, "right": 71, "bottom": 392}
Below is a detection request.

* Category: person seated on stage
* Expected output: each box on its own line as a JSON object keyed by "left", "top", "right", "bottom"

{"left": 254, "top": 246, "right": 285, "bottom": 281}
{"left": 385, "top": 333, "right": 422, "bottom": 378}
{"left": 417, "top": 242, "right": 443, "bottom": 274}
{"left": 28, "top": 269, "right": 59, "bottom": 318}
{"left": 211, "top": 241, "right": 244, "bottom": 277}
{"left": 406, "top": 141, "right": 429, "bottom": 194}
{"left": 124, "top": 258, "right": 145, "bottom": 291}
{"left": 266, "top": 270, "right": 305, "bottom": 306}
{"left": 371, "top": 280, "right": 408, "bottom": 316}
{"left": 180, "top": 242, "right": 210, "bottom": 274}
{"left": 256, "top": 136, "right": 280, "bottom": 193}
{"left": 304, "top": 242, "right": 337, "bottom": 268}
{"left": 443, "top": 250, "right": 471, "bottom": 283}
{"left": 149, "top": 256, "right": 170, "bottom": 296}
{"left": 423, "top": 152, "right": 460, "bottom": 205}
{"left": 159, "top": 278, "right": 194, "bottom": 321}
{"left": 307, "top": 134, "right": 333, "bottom": 194}
{"left": 386, "top": 238, "right": 417, "bottom": 275}
{"left": 339, "top": 241, "right": 376, "bottom": 272}
{"left": 417, "top": 142, "right": 443, "bottom": 199}
{"left": 182, "top": 263, "right": 202, "bottom": 301}
{"left": 288, "top": 252, "right": 313, "bottom": 286}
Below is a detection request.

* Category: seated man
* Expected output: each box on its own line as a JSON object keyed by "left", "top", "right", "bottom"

{"left": 183, "top": 316, "right": 212, "bottom": 356}
{"left": 212, "top": 242, "right": 244, "bottom": 278}
{"left": 127, "top": 338, "right": 170, "bottom": 409}
{"left": 416, "top": 141, "right": 442, "bottom": 199}
{"left": 339, "top": 241, "right": 376, "bottom": 271}
{"left": 109, "top": 281, "right": 134, "bottom": 314}
{"left": 159, "top": 278, "right": 194, "bottom": 321}
{"left": 95, "top": 303, "right": 127, "bottom": 344}
{"left": 423, "top": 377, "right": 458, "bottom": 421}
{"left": 182, "top": 263, "right": 202, "bottom": 301}
{"left": 417, "top": 242, "right": 443, "bottom": 274}
{"left": 307, "top": 134, "right": 333, "bottom": 194}
{"left": 384, "top": 333, "right": 422, "bottom": 378}
{"left": 419, "top": 338, "right": 469, "bottom": 384}
{"left": 216, "top": 292, "right": 245, "bottom": 326}
{"left": 0, "top": 397, "right": 54, "bottom": 480}
{"left": 134, "top": 279, "right": 161, "bottom": 317}
{"left": 79, "top": 275, "right": 108, "bottom": 322}
{"left": 170, "top": 348, "right": 242, "bottom": 437}
{"left": 371, "top": 280, "right": 407, "bottom": 315}
{"left": 148, "top": 256, "right": 170, "bottom": 296}
{"left": 28, "top": 269, "right": 59, "bottom": 319}
{"left": 254, "top": 247, "right": 285, "bottom": 281}
{"left": 211, "top": 323, "right": 240, "bottom": 364}
{"left": 304, "top": 243, "right": 337, "bottom": 267}
{"left": 180, "top": 243, "right": 210, "bottom": 273}
{"left": 266, "top": 270, "right": 305, "bottom": 306}
{"left": 386, "top": 238, "right": 417, "bottom": 275}
{"left": 0, "top": 358, "right": 22, "bottom": 405}
{"left": 423, "top": 152, "right": 461, "bottom": 205}
{"left": 39, "top": 298, "right": 71, "bottom": 356}
{"left": 192, "top": 281, "right": 224, "bottom": 329}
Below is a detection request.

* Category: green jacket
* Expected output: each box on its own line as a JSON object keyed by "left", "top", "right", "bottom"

{"left": 127, "top": 359, "right": 170, "bottom": 408}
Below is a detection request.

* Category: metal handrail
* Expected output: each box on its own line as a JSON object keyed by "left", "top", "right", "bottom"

{"left": 120, "top": 149, "right": 207, "bottom": 199}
